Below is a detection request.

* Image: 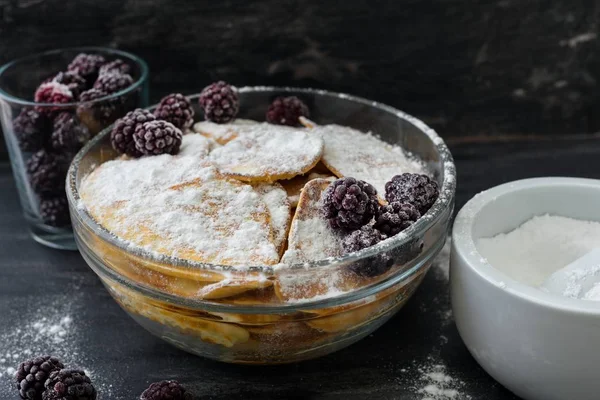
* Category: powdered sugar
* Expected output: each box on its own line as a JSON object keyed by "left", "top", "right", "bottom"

{"left": 584, "top": 282, "right": 600, "bottom": 300}
{"left": 417, "top": 364, "right": 463, "bottom": 399}
{"left": 253, "top": 183, "right": 291, "bottom": 254}
{"left": 281, "top": 179, "right": 343, "bottom": 265}
{"left": 208, "top": 123, "right": 323, "bottom": 181}
{"left": 192, "top": 118, "right": 258, "bottom": 144}
{"left": 307, "top": 124, "right": 426, "bottom": 194}
{"left": 80, "top": 134, "right": 280, "bottom": 266}
{"left": 477, "top": 215, "right": 600, "bottom": 287}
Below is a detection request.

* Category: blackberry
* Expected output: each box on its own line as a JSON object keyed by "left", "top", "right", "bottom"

{"left": 51, "top": 72, "right": 87, "bottom": 100}
{"left": 34, "top": 82, "right": 74, "bottom": 116}
{"left": 26, "top": 149, "right": 67, "bottom": 195}
{"left": 40, "top": 196, "right": 70, "bottom": 227}
{"left": 198, "top": 81, "right": 239, "bottom": 123}
{"left": 67, "top": 53, "right": 105, "bottom": 85}
{"left": 43, "top": 369, "right": 96, "bottom": 400}
{"left": 266, "top": 96, "right": 309, "bottom": 127}
{"left": 110, "top": 109, "right": 155, "bottom": 157}
{"left": 322, "top": 177, "right": 379, "bottom": 231}
{"left": 154, "top": 93, "right": 194, "bottom": 129}
{"left": 13, "top": 108, "right": 50, "bottom": 152}
{"left": 15, "top": 356, "right": 64, "bottom": 400}
{"left": 374, "top": 202, "right": 420, "bottom": 237}
{"left": 93, "top": 72, "right": 134, "bottom": 94}
{"left": 77, "top": 88, "right": 124, "bottom": 134}
{"left": 140, "top": 380, "right": 193, "bottom": 400}
{"left": 384, "top": 173, "right": 439, "bottom": 215}
{"left": 51, "top": 112, "right": 90, "bottom": 153}
{"left": 134, "top": 120, "right": 182, "bottom": 156}
{"left": 342, "top": 226, "right": 392, "bottom": 277}
{"left": 98, "top": 59, "right": 131, "bottom": 76}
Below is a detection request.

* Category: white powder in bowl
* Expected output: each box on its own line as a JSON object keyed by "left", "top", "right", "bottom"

{"left": 477, "top": 215, "right": 600, "bottom": 287}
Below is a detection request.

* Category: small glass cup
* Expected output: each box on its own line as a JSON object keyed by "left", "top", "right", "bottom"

{"left": 0, "top": 47, "right": 149, "bottom": 250}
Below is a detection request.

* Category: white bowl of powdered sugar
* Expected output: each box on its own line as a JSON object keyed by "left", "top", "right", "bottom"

{"left": 450, "top": 177, "right": 600, "bottom": 400}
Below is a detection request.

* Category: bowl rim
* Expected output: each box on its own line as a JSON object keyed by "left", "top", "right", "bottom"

{"left": 0, "top": 46, "right": 149, "bottom": 107}
{"left": 67, "top": 86, "right": 456, "bottom": 310}
{"left": 452, "top": 176, "right": 600, "bottom": 315}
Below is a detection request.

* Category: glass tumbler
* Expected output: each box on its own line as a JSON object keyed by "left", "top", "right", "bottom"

{"left": 0, "top": 47, "right": 149, "bottom": 250}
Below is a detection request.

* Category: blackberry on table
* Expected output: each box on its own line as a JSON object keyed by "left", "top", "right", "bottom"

{"left": 43, "top": 369, "right": 96, "bottom": 400}
{"left": 51, "top": 112, "right": 90, "bottom": 153}
{"left": 13, "top": 108, "right": 50, "bottom": 152}
{"left": 266, "top": 96, "right": 309, "bottom": 127}
{"left": 342, "top": 225, "right": 392, "bottom": 277}
{"left": 134, "top": 120, "right": 182, "bottom": 156}
{"left": 153, "top": 93, "right": 194, "bottom": 129}
{"left": 374, "top": 202, "right": 420, "bottom": 237}
{"left": 51, "top": 72, "right": 87, "bottom": 99}
{"left": 384, "top": 173, "right": 439, "bottom": 215}
{"left": 140, "top": 380, "right": 193, "bottom": 400}
{"left": 98, "top": 59, "right": 131, "bottom": 76}
{"left": 40, "top": 196, "right": 70, "bottom": 227}
{"left": 321, "top": 177, "right": 379, "bottom": 231}
{"left": 110, "top": 108, "right": 155, "bottom": 157}
{"left": 26, "top": 149, "right": 68, "bottom": 195}
{"left": 198, "top": 81, "right": 239, "bottom": 123}
{"left": 67, "top": 53, "right": 105, "bottom": 85}
{"left": 15, "top": 355, "right": 64, "bottom": 400}
{"left": 93, "top": 72, "right": 134, "bottom": 95}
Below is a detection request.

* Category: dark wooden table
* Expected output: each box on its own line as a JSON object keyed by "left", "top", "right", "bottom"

{"left": 1, "top": 135, "right": 600, "bottom": 399}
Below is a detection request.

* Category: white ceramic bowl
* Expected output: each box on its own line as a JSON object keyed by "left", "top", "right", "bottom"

{"left": 451, "top": 177, "right": 600, "bottom": 400}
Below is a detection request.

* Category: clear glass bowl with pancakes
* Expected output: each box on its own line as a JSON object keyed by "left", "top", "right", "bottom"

{"left": 66, "top": 87, "right": 456, "bottom": 364}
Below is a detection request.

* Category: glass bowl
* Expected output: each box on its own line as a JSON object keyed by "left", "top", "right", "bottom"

{"left": 66, "top": 87, "right": 456, "bottom": 364}
{"left": 0, "top": 47, "right": 149, "bottom": 249}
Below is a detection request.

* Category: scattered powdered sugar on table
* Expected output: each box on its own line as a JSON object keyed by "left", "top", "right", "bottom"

{"left": 0, "top": 276, "right": 123, "bottom": 399}
{"left": 308, "top": 123, "right": 427, "bottom": 194}
{"left": 416, "top": 363, "right": 466, "bottom": 400}
{"left": 477, "top": 215, "right": 600, "bottom": 287}
{"left": 0, "top": 301, "right": 78, "bottom": 382}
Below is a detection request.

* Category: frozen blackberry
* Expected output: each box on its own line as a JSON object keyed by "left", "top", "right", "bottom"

{"left": 43, "top": 369, "right": 96, "bottom": 400}
{"left": 40, "top": 196, "right": 70, "bottom": 227}
{"left": 110, "top": 109, "right": 155, "bottom": 157}
{"left": 154, "top": 93, "right": 194, "bottom": 129}
{"left": 98, "top": 59, "right": 131, "bottom": 76}
{"left": 77, "top": 88, "right": 124, "bottom": 134}
{"left": 34, "top": 82, "right": 74, "bottom": 116}
{"left": 198, "top": 81, "right": 239, "bottom": 123}
{"left": 266, "top": 96, "right": 309, "bottom": 127}
{"left": 385, "top": 173, "right": 439, "bottom": 215}
{"left": 134, "top": 120, "right": 182, "bottom": 156}
{"left": 93, "top": 72, "right": 134, "bottom": 94}
{"left": 342, "top": 225, "right": 392, "bottom": 277}
{"left": 15, "top": 356, "right": 64, "bottom": 400}
{"left": 51, "top": 72, "right": 87, "bottom": 99}
{"left": 140, "top": 380, "right": 193, "bottom": 400}
{"left": 26, "top": 149, "right": 67, "bottom": 194}
{"left": 322, "top": 177, "right": 379, "bottom": 231}
{"left": 13, "top": 108, "right": 51, "bottom": 152}
{"left": 374, "top": 202, "right": 420, "bottom": 236}
{"left": 51, "top": 112, "right": 91, "bottom": 153}
{"left": 67, "top": 53, "right": 106, "bottom": 84}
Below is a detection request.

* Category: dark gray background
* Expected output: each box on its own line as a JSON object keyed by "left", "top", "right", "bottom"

{"left": 1, "top": 0, "right": 600, "bottom": 159}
